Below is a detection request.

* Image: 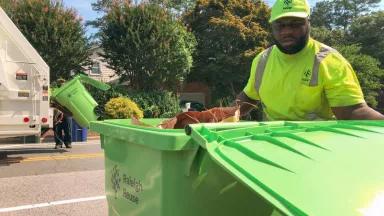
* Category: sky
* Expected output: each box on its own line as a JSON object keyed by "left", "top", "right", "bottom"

{"left": 62, "top": 0, "right": 384, "bottom": 36}
{"left": 62, "top": 0, "right": 101, "bottom": 36}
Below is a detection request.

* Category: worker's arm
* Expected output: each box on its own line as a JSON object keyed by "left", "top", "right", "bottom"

{"left": 236, "top": 91, "right": 259, "bottom": 117}
{"left": 50, "top": 100, "right": 72, "bottom": 116}
{"left": 331, "top": 103, "right": 384, "bottom": 120}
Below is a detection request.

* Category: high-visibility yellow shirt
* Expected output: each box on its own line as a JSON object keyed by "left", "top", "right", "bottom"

{"left": 243, "top": 38, "right": 365, "bottom": 121}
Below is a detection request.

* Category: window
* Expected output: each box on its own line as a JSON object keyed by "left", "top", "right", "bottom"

{"left": 91, "top": 61, "right": 101, "bottom": 75}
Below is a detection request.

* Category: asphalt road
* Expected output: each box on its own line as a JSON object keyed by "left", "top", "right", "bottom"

{"left": 0, "top": 140, "right": 107, "bottom": 216}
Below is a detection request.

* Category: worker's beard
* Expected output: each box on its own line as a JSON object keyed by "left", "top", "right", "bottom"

{"left": 274, "top": 28, "right": 310, "bottom": 55}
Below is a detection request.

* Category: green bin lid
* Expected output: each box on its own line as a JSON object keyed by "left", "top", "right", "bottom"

{"left": 188, "top": 120, "right": 384, "bottom": 216}
{"left": 52, "top": 74, "right": 110, "bottom": 98}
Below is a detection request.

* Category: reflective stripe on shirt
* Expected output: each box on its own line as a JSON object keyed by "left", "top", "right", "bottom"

{"left": 254, "top": 45, "right": 336, "bottom": 95}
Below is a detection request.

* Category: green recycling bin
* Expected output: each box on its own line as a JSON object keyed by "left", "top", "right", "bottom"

{"left": 52, "top": 74, "right": 110, "bottom": 128}
{"left": 90, "top": 119, "right": 384, "bottom": 216}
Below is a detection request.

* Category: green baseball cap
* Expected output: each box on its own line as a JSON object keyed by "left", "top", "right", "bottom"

{"left": 269, "top": 0, "right": 310, "bottom": 23}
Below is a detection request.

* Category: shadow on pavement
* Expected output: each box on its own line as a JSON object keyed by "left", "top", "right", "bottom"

{"left": 0, "top": 148, "right": 68, "bottom": 166}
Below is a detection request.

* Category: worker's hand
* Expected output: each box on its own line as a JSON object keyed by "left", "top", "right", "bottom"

{"left": 235, "top": 91, "right": 259, "bottom": 117}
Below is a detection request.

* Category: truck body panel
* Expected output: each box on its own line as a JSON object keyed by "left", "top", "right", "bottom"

{"left": 0, "top": 7, "right": 51, "bottom": 138}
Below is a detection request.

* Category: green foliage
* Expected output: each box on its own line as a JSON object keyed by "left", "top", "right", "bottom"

{"left": 92, "top": 0, "right": 196, "bottom": 13}
{"left": 311, "top": 0, "right": 381, "bottom": 30}
{"left": 87, "top": 85, "right": 124, "bottom": 119}
{"left": 89, "top": 0, "right": 130, "bottom": 34}
{"left": 310, "top": 1, "right": 384, "bottom": 67}
{"left": 2, "top": 0, "right": 90, "bottom": 82}
{"left": 89, "top": 85, "right": 180, "bottom": 118}
{"left": 310, "top": 27, "right": 347, "bottom": 47}
{"left": 310, "top": 1, "right": 384, "bottom": 108}
{"left": 336, "top": 45, "right": 384, "bottom": 108}
{"left": 91, "top": 0, "right": 129, "bottom": 13}
{"left": 128, "top": 91, "right": 181, "bottom": 118}
{"left": 312, "top": 25, "right": 384, "bottom": 107}
{"left": 184, "top": 0, "right": 270, "bottom": 101}
{"left": 105, "top": 96, "right": 144, "bottom": 119}
{"left": 99, "top": 3, "right": 196, "bottom": 91}
{"left": 91, "top": 0, "right": 196, "bottom": 15}
{"left": 349, "top": 11, "right": 384, "bottom": 66}
{"left": 149, "top": 0, "right": 196, "bottom": 14}
{"left": 309, "top": 1, "right": 334, "bottom": 29}
{"left": 0, "top": 0, "right": 15, "bottom": 12}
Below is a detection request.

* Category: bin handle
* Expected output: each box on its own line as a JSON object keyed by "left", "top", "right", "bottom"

{"left": 78, "top": 74, "right": 111, "bottom": 91}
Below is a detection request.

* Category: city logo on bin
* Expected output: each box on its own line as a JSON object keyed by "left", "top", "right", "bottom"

{"left": 111, "top": 165, "right": 121, "bottom": 199}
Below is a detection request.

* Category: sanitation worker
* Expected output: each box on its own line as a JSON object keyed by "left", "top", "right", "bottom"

{"left": 53, "top": 107, "right": 72, "bottom": 149}
{"left": 52, "top": 78, "right": 73, "bottom": 149}
{"left": 237, "top": 0, "right": 384, "bottom": 121}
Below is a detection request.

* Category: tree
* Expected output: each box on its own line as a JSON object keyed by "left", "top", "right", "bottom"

{"left": 310, "top": 0, "right": 384, "bottom": 65}
{"left": 0, "top": 0, "right": 15, "bottom": 12}
{"left": 309, "top": 1, "right": 334, "bottom": 29}
{"left": 91, "top": 0, "right": 131, "bottom": 13}
{"left": 105, "top": 96, "right": 144, "bottom": 119}
{"left": 311, "top": 0, "right": 380, "bottom": 30}
{"left": 337, "top": 45, "right": 384, "bottom": 108}
{"left": 310, "top": 27, "right": 347, "bottom": 47}
{"left": 88, "top": 0, "right": 130, "bottom": 39}
{"left": 310, "top": 2, "right": 384, "bottom": 110}
{"left": 99, "top": 3, "right": 196, "bottom": 91}
{"left": 89, "top": 0, "right": 196, "bottom": 33}
{"left": 184, "top": 0, "right": 270, "bottom": 101}
{"left": 91, "top": 0, "right": 196, "bottom": 20}
{"left": 2, "top": 0, "right": 90, "bottom": 81}
{"left": 349, "top": 11, "right": 384, "bottom": 66}
{"left": 311, "top": 28, "right": 384, "bottom": 108}
{"left": 149, "top": 0, "right": 196, "bottom": 13}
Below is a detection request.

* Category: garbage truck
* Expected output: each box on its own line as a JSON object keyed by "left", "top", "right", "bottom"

{"left": 0, "top": 7, "right": 52, "bottom": 139}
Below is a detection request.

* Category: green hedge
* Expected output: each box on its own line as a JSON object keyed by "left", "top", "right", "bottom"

{"left": 88, "top": 85, "right": 180, "bottom": 119}
{"left": 88, "top": 85, "right": 123, "bottom": 120}
{"left": 128, "top": 91, "right": 180, "bottom": 118}
{"left": 105, "top": 97, "right": 144, "bottom": 119}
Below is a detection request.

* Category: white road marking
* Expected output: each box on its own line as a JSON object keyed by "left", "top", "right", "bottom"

{"left": 0, "top": 195, "right": 106, "bottom": 213}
